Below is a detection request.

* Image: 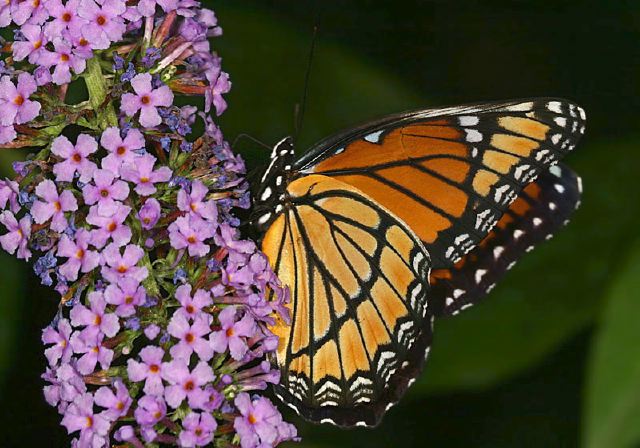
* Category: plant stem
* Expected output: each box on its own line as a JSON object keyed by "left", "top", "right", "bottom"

{"left": 84, "top": 57, "right": 118, "bottom": 130}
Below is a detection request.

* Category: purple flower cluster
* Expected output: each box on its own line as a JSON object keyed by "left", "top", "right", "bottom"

{"left": 0, "top": 1, "right": 298, "bottom": 447}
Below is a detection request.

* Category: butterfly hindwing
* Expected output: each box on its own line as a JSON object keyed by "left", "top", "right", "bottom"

{"left": 296, "top": 98, "right": 586, "bottom": 269}
{"left": 262, "top": 174, "right": 432, "bottom": 427}
{"left": 430, "top": 163, "right": 582, "bottom": 316}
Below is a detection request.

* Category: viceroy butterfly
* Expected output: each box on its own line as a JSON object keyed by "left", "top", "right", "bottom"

{"left": 250, "top": 98, "right": 585, "bottom": 428}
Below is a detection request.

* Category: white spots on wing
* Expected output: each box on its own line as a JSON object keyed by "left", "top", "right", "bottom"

{"left": 465, "top": 129, "right": 483, "bottom": 142}
{"left": 385, "top": 402, "right": 396, "bottom": 412}
{"left": 549, "top": 165, "right": 562, "bottom": 177}
{"left": 475, "top": 269, "right": 487, "bottom": 284}
{"left": 494, "top": 184, "right": 513, "bottom": 204}
{"left": 321, "top": 418, "right": 336, "bottom": 425}
{"left": 398, "top": 321, "right": 415, "bottom": 345}
{"left": 350, "top": 377, "right": 373, "bottom": 391}
{"left": 475, "top": 209, "right": 497, "bottom": 232}
{"left": 577, "top": 106, "right": 587, "bottom": 120}
{"left": 453, "top": 289, "right": 465, "bottom": 299}
{"left": 459, "top": 116, "right": 479, "bottom": 126}
{"left": 513, "top": 229, "right": 524, "bottom": 240}
{"left": 577, "top": 176, "right": 584, "bottom": 194}
{"left": 410, "top": 283, "right": 422, "bottom": 310}
{"left": 533, "top": 217, "right": 543, "bottom": 227}
{"left": 525, "top": 245, "right": 535, "bottom": 253}
{"left": 547, "top": 101, "right": 563, "bottom": 114}
{"left": 253, "top": 183, "right": 271, "bottom": 204}
{"left": 554, "top": 183, "right": 566, "bottom": 194}
{"left": 554, "top": 117, "right": 567, "bottom": 128}
{"left": 549, "top": 202, "right": 557, "bottom": 211}
{"left": 551, "top": 133, "right": 562, "bottom": 145}
{"left": 284, "top": 165, "right": 292, "bottom": 171}
{"left": 364, "top": 130, "right": 384, "bottom": 143}
{"left": 507, "top": 261, "right": 517, "bottom": 270}
{"left": 257, "top": 213, "right": 271, "bottom": 226}
{"left": 493, "top": 246, "right": 505, "bottom": 259}
{"left": 472, "top": 147, "right": 479, "bottom": 158}
{"left": 505, "top": 102, "right": 534, "bottom": 112}
{"left": 275, "top": 204, "right": 283, "bottom": 214}
{"left": 275, "top": 175, "right": 283, "bottom": 186}
{"left": 446, "top": 297, "right": 454, "bottom": 306}
{"left": 413, "top": 252, "right": 425, "bottom": 272}
{"left": 407, "top": 378, "right": 416, "bottom": 388}
{"left": 355, "top": 421, "right": 369, "bottom": 427}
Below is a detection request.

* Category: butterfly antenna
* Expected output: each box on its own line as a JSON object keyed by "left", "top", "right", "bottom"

{"left": 232, "top": 133, "right": 272, "bottom": 151}
{"left": 293, "top": 17, "right": 320, "bottom": 146}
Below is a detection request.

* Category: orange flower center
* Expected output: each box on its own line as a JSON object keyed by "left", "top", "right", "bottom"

{"left": 125, "top": 295, "right": 134, "bottom": 304}
{"left": 107, "top": 222, "right": 117, "bottom": 232}
{"left": 195, "top": 428, "right": 203, "bottom": 436}
{"left": 190, "top": 203, "right": 198, "bottom": 212}
{"left": 116, "top": 146, "right": 126, "bottom": 155}
{"left": 186, "top": 305, "right": 195, "bottom": 314}
{"left": 226, "top": 327, "right": 234, "bottom": 337}
{"left": 13, "top": 95, "right": 24, "bottom": 106}
{"left": 60, "top": 53, "right": 70, "bottom": 62}
{"left": 96, "top": 15, "right": 106, "bottom": 25}
{"left": 62, "top": 12, "right": 71, "bottom": 22}
{"left": 76, "top": 249, "right": 84, "bottom": 259}
{"left": 117, "top": 265, "right": 128, "bottom": 273}
{"left": 94, "top": 315, "right": 102, "bottom": 326}
{"left": 116, "top": 401, "right": 124, "bottom": 411}
{"left": 100, "top": 189, "right": 109, "bottom": 197}
{"left": 85, "top": 416, "right": 93, "bottom": 428}
{"left": 140, "top": 176, "right": 149, "bottom": 183}
{"left": 72, "top": 153, "right": 82, "bottom": 163}
{"left": 187, "top": 235, "right": 196, "bottom": 244}
{"left": 140, "top": 95, "right": 151, "bottom": 105}
{"left": 153, "top": 411, "right": 162, "bottom": 419}
{"left": 33, "top": 40, "right": 42, "bottom": 50}
{"left": 248, "top": 413, "right": 257, "bottom": 424}
{"left": 54, "top": 201, "right": 62, "bottom": 212}
{"left": 79, "top": 38, "right": 88, "bottom": 46}
{"left": 149, "top": 364, "right": 160, "bottom": 373}
{"left": 185, "top": 333, "right": 194, "bottom": 343}
{"left": 184, "top": 380, "right": 195, "bottom": 391}
{"left": 32, "top": 0, "right": 39, "bottom": 8}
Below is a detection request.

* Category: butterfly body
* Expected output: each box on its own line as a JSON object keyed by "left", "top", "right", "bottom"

{"left": 251, "top": 98, "right": 586, "bottom": 427}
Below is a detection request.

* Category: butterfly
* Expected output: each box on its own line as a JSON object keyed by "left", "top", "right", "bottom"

{"left": 250, "top": 98, "right": 586, "bottom": 428}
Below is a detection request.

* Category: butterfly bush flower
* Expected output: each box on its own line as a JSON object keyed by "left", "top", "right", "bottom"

{"left": 0, "top": 3, "right": 297, "bottom": 447}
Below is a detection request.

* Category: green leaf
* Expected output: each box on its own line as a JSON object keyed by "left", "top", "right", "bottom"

{"left": 583, "top": 239, "right": 640, "bottom": 448}
{"left": 0, "top": 253, "right": 27, "bottom": 391}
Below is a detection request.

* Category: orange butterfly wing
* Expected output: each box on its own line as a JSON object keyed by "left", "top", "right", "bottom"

{"left": 297, "top": 99, "right": 586, "bottom": 269}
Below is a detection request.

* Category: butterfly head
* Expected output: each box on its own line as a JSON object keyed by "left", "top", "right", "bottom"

{"left": 251, "top": 136, "right": 295, "bottom": 233}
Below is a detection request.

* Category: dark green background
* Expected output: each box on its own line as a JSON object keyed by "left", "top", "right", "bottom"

{"left": 1, "top": 2, "right": 639, "bottom": 447}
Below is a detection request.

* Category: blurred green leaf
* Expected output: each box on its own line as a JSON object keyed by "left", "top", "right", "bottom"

{"left": 0, "top": 252, "right": 27, "bottom": 392}
{"left": 413, "top": 138, "right": 640, "bottom": 393}
{"left": 583, "top": 239, "right": 640, "bottom": 448}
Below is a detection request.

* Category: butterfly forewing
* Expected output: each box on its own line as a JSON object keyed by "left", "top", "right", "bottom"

{"left": 262, "top": 174, "right": 432, "bottom": 427}
{"left": 296, "top": 98, "right": 586, "bottom": 269}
